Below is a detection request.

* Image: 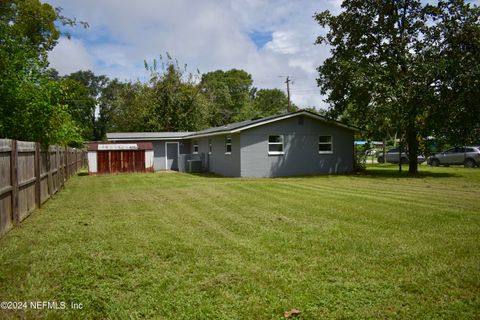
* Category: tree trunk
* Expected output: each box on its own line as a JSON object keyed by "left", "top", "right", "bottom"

{"left": 382, "top": 138, "right": 386, "bottom": 164}
{"left": 406, "top": 125, "right": 418, "bottom": 174}
{"left": 398, "top": 142, "right": 402, "bottom": 172}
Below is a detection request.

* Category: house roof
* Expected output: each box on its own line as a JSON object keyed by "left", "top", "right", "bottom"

{"left": 185, "top": 110, "right": 359, "bottom": 138}
{"left": 107, "top": 132, "right": 190, "bottom": 141}
{"left": 106, "top": 110, "right": 359, "bottom": 141}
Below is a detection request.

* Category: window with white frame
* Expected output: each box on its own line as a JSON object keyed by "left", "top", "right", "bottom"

{"left": 208, "top": 139, "right": 212, "bottom": 154}
{"left": 225, "top": 136, "right": 232, "bottom": 154}
{"left": 318, "top": 136, "right": 333, "bottom": 153}
{"left": 193, "top": 140, "right": 199, "bottom": 154}
{"left": 268, "top": 135, "right": 284, "bottom": 155}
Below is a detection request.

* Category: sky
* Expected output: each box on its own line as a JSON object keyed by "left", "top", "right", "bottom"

{"left": 47, "top": 0, "right": 344, "bottom": 110}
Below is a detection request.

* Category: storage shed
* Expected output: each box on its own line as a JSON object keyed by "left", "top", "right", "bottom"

{"left": 87, "top": 143, "right": 154, "bottom": 175}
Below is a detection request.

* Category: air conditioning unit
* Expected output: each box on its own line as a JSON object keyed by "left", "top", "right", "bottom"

{"left": 187, "top": 159, "right": 203, "bottom": 173}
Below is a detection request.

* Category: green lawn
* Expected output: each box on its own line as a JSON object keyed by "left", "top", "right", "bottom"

{"left": 1, "top": 165, "right": 479, "bottom": 319}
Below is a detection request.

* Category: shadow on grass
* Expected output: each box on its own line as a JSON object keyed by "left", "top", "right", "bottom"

{"left": 187, "top": 172, "right": 225, "bottom": 179}
{"left": 77, "top": 171, "right": 89, "bottom": 177}
{"left": 179, "top": 166, "right": 460, "bottom": 180}
{"left": 356, "top": 168, "right": 459, "bottom": 179}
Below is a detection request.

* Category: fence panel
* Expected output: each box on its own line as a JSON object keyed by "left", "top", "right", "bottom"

{"left": 0, "top": 139, "right": 86, "bottom": 236}
{"left": 40, "top": 147, "right": 49, "bottom": 204}
{"left": 0, "top": 140, "right": 13, "bottom": 234}
{"left": 16, "top": 141, "right": 36, "bottom": 222}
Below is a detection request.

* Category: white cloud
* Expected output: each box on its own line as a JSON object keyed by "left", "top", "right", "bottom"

{"left": 46, "top": 0, "right": 337, "bottom": 108}
{"left": 48, "top": 38, "right": 94, "bottom": 75}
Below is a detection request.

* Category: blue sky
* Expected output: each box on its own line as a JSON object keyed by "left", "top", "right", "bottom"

{"left": 248, "top": 31, "right": 273, "bottom": 48}
{"left": 47, "top": 0, "right": 343, "bottom": 109}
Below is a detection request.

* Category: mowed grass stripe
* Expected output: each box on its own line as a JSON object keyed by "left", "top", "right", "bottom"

{"left": 293, "top": 174, "right": 479, "bottom": 206}
{"left": 0, "top": 166, "right": 479, "bottom": 319}
{"left": 276, "top": 179, "right": 478, "bottom": 214}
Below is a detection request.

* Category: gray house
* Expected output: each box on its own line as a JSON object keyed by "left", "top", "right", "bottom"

{"left": 107, "top": 110, "right": 358, "bottom": 177}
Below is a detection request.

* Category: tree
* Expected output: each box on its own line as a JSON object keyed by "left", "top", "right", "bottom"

{"left": 108, "top": 82, "right": 150, "bottom": 132}
{"left": 252, "top": 89, "right": 290, "bottom": 117}
{"left": 63, "top": 70, "right": 109, "bottom": 141}
{"left": 98, "top": 79, "right": 125, "bottom": 137}
{"left": 0, "top": 0, "right": 82, "bottom": 145}
{"left": 315, "top": 0, "right": 479, "bottom": 173}
{"left": 199, "top": 69, "right": 254, "bottom": 125}
{"left": 60, "top": 77, "right": 96, "bottom": 140}
{"left": 140, "top": 56, "right": 210, "bottom": 132}
{"left": 426, "top": 1, "right": 480, "bottom": 147}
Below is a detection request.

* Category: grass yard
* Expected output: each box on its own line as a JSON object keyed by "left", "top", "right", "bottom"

{"left": 0, "top": 165, "right": 479, "bottom": 319}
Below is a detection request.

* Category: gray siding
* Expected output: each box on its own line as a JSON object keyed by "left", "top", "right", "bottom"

{"left": 152, "top": 140, "right": 190, "bottom": 171}
{"left": 192, "top": 134, "right": 241, "bottom": 177}
{"left": 240, "top": 116, "right": 354, "bottom": 177}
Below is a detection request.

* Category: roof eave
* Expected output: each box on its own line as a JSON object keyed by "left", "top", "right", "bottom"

{"left": 228, "top": 110, "right": 360, "bottom": 133}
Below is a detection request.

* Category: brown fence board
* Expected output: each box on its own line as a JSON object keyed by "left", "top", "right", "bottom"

{"left": 0, "top": 139, "right": 86, "bottom": 236}
{"left": 16, "top": 141, "right": 36, "bottom": 222}
{"left": 0, "top": 139, "right": 13, "bottom": 234}
{"left": 0, "top": 193, "right": 12, "bottom": 235}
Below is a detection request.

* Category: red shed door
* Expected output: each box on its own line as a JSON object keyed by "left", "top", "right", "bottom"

{"left": 110, "top": 151, "right": 122, "bottom": 173}
{"left": 97, "top": 151, "right": 110, "bottom": 174}
{"left": 122, "top": 151, "right": 135, "bottom": 172}
{"left": 134, "top": 150, "right": 145, "bottom": 172}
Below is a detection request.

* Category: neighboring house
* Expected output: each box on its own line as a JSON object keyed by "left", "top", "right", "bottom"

{"left": 106, "top": 110, "right": 358, "bottom": 177}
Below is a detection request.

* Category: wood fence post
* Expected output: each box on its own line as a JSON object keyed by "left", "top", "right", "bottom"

{"left": 56, "top": 147, "right": 59, "bottom": 189}
{"left": 34, "top": 142, "right": 41, "bottom": 209}
{"left": 11, "top": 140, "right": 19, "bottom": 226}
{"left": 65, "top": 147, "right": 69, "bottom": 180}
{"left": 46, "top": 146, "right": 52, "bottom": 197}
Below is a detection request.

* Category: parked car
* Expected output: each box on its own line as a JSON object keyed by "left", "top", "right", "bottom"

{"left": 377, "top": 148, "right": 426, "bottom": 164}
{"left": 358, "top": 149, "right": 378, "bottom": 157}
{"left": 428, "top": 146, "right": 480, "bottom": 168}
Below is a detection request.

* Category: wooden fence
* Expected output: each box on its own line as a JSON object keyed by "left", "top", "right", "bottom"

{"left": 0, "top": 139, "right": 86, "bottom": 235}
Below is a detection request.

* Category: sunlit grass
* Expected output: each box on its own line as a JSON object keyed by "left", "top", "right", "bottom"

{"left": 1, "top": 164, "right": 479, "bottom": 319}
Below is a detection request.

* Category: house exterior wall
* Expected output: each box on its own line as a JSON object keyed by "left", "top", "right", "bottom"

{"left": 191, "top": 134, "right": 241, "bottom": 177}
{"left": 239, "top": 116, "right": 354, "bottom": 177}
{"left": 150, "top": 140, "right": 191, "bottom": 171}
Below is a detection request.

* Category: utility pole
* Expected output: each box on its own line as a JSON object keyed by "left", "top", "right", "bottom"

{"left": 285, "top": 76, "right": 291, "bottom": 112}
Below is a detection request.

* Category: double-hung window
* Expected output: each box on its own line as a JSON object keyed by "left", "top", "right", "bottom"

{"left": 268, "top": 135, "right": 284, "bottom": 155}
{"left": 193, "top": 140, "right": 199, "bottom": 154}
{"left": 318, "top": 136, "right": 333, "bottom": 153}
{"left": 225, "top": 136, "right": 232, "bottom": 154}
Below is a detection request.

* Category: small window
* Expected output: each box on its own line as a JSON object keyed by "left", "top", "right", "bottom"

{"left": 268, "top": 135, "right": 284, "bottom": 155}
{"left": 319, "top": 136, "right": 333, "bottom": 153}
{"left": 208, "top": 139, "right": 212, "bottom": 154}
{"left": 225, "top": 136, "right": 232, "bottom": 154}
{"left": 193, "top": 140, "right": 199, "bottom": 154}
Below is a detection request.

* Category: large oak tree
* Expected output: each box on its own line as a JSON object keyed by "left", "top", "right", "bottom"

{"left": 315, "top": 0, "right": 480, "bottom": 173}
